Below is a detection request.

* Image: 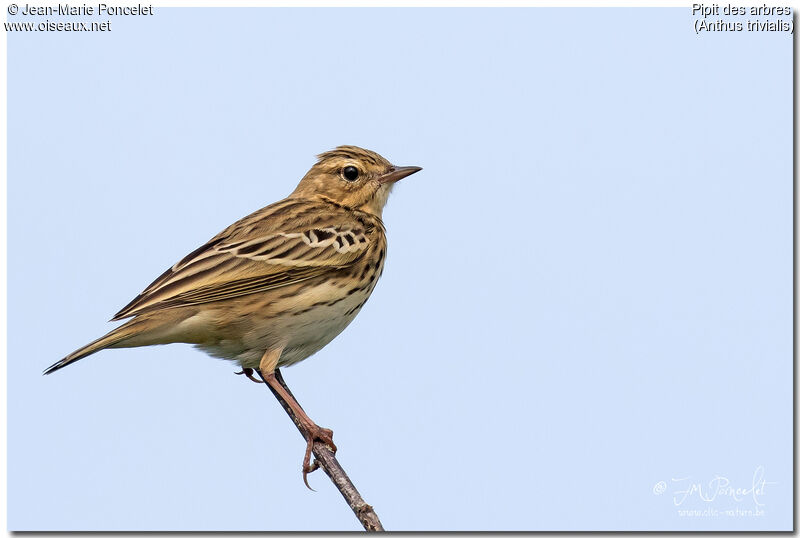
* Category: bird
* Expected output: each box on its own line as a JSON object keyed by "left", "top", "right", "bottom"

{"left": 44, "top": 145, "right": 421, "bottom": 485}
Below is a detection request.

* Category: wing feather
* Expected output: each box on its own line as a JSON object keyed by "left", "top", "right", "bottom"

{"left": 112, "top": 199, "right": 377, "bottom": 320}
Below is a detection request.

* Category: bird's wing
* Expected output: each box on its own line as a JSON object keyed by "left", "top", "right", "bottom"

{"left": 112, "top": 199, "right": 376, "bottom": 320}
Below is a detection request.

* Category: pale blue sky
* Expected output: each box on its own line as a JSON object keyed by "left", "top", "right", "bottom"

{"left": 8, "top": 7, "right": 792, "bottom": 531}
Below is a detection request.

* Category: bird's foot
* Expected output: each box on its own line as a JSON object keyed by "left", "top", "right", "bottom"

{"left": 234, "top": 368, "right": 263, "bottom": 383}
{"left": 301, "top": 425, "right": 336, "bottom": 490}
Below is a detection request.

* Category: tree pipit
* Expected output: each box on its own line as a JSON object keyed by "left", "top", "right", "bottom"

{"left": 45, "top": 145, "right": 421, "bottom": 485}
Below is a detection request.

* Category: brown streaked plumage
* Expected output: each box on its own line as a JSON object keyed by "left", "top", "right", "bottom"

{"left": 45, "top": 145, "right": 421, "bottom": 484}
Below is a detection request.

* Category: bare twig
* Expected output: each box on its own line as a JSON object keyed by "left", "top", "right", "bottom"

{"left": 258, "top": 368, "right": 385, "bottom": 532}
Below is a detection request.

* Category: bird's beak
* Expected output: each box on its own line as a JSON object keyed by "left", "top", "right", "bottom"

{"left": 379, "top": 165, "right": 422, "bottom": 185}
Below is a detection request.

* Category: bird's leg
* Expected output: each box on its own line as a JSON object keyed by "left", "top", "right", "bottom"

{"left": 234, "top": 367, "right": 263, "bottom": 383}
{"left": 258, "top": 350, "right": 337, "bottom": 489}
{"left": 262, "top": 370, "right": 337, "bottom": 487}
{"left": 273, "top": 369, "right": 324, "bottom": 478}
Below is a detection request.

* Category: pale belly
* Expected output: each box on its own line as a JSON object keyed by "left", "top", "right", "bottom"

{"left": 187, "top": 274, "right": 379, "bottom": 369}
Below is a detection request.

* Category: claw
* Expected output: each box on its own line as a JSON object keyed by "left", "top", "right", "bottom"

{"left": 300, "top": 426, "right": 336, "bottom": 490}
{"left": 234, "top": 368, "right": 263, "bottom": 383}
{"left": 302, "top": 441, "right": 320, "bottom": 491}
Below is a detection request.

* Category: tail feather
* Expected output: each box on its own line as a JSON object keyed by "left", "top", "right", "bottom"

{"left": 44, "top": 321, "right": 143, "bottom": 375}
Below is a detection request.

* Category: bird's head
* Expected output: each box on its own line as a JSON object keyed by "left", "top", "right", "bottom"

{"left": 291, "top": 145, "right": 421, "bottom": 217}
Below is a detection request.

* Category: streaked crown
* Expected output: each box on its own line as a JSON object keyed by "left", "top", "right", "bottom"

{"left": 290, "top": 145, "right": 421, "bottom": 217}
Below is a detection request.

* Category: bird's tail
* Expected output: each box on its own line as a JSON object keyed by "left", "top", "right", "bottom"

{"left": 44, "top": 318, "right": 148, "bottom": 375}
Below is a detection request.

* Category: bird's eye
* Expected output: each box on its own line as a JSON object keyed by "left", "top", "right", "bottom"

{"left": 342, "top": 166, "right": 359, "bottom": 181}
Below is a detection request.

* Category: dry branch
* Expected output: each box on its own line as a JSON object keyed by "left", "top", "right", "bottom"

{"left": 259, "top": 369, "right": 385, "bottom": 532}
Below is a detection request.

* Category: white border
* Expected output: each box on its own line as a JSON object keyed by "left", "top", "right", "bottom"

{"left": 1, "top": 1, "right": 795, "bottom": 537}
